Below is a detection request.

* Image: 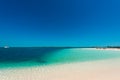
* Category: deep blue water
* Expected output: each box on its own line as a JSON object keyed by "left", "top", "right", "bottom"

{"left": 0, "top": 47, "right": 66, "bottom": 68}
{"left": 0, "top": 47, "right": 65, "bottom": 63}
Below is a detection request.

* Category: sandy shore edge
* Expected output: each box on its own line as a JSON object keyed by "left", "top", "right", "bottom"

{"left": 0, "top": 58, "right": 120, "bottom": 80}
{"left": 81, "top": 48, "right": 120, "bottom": 51}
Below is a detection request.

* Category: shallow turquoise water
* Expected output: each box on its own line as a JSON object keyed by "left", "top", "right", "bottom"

{"left": 46, "top": 48, "right": 120, "bottom": 64}
{"left": 0, "top": 48, "right": 120, "bottom": 69}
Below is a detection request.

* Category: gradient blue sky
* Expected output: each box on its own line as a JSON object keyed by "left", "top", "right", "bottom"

{"left": 0, "top": 0, "right": 120, "bottom": 47}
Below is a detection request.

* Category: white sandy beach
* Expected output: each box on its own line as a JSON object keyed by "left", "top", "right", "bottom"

{"left": 96, "top": 48, "right": 120, "bottom": 51}
{"left": 0, "top": 58, "right": 120, "bottom": 80}
{"left": 82, "top": 48, "right": 120, "bottom": 51}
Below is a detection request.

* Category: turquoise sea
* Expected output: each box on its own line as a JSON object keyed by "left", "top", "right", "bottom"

{"left": 0, "top": 47, "right": 120, "bottom": 69}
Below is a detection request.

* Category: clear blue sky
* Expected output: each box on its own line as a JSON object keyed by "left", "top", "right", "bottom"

{"left": 0, "top": 0, "right": 120, "bottom": 47}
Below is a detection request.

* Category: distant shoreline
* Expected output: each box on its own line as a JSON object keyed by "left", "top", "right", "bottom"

{"left": 95, "top": 47, "right": 120, "bottom": 51}
{"left": 0, "top": 46, "right": 120, "bottom": 48}
{"left": 1, "top": 46, "right": 120, "bottom": 51}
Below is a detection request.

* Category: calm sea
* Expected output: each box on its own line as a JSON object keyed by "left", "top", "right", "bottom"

{"left": 0, "top": 47, "right": 120, "bottom": 68}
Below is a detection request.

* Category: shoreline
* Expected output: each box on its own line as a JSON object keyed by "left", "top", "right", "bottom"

{"left": 0, "top": 47, "right": 120, "bottom": 69}
{"left": 0, "top": 58, "right": 120, "bottom": 80}
{"left": 80, "top": 47, "right": 120, "bottom": 51}
{"left": 59, "top": 47, "right": 120, "bottom": 51}
{"left": 95, "top": 48, "right": 120, "bottom": 51}
{"left": 0, "top": 48, "right": 120, "bottom": 80}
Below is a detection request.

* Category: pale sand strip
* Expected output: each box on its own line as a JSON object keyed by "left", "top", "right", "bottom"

{"left": 81, "top": 48, "right": 120, "bottom": 51}
{"left": 95, "top": 48, "right": 120, "bottom": 51}
{"left": 0, "top": 58, "right": 120, "bottom": 80}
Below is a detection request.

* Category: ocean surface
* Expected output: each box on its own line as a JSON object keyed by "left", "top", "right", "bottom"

{"left": 0, "top": 47, "right": 120, "bottom": 69}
